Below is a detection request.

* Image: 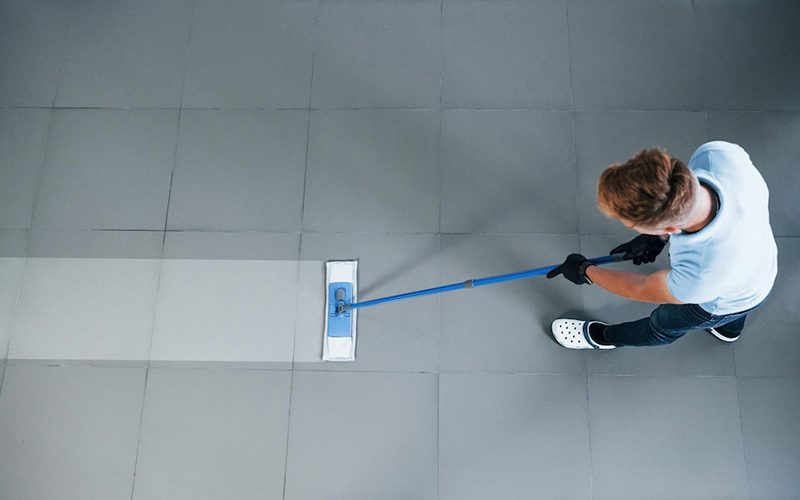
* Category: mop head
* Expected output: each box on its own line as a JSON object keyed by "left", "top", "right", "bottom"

{"left": 323, "top": 260, "right": 358, "bottom": 361}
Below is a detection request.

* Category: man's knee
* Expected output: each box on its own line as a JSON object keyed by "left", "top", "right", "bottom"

{"left": 645, "top": 322, "right": 681, "bottom": 345}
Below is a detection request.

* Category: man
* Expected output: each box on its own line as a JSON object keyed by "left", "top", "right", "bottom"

{"left": 547, "top": 142, "right": 777, "bottom": 350}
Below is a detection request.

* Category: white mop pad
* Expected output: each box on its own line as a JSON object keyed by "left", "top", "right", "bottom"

{"left": 323, "top": 260, "right": 358, "bottom": 361}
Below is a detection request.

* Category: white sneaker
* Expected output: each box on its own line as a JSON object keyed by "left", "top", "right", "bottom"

{"left": 706, "top": 327, "right": 739, "bottom": 342}
{"left": 551, "top": 319, "right": 615, "bottom": 350}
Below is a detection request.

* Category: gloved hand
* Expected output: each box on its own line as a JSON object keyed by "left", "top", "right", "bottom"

{"left": 610, "top": 234, "right": 666, "bottom": 265}
{"left": 546, "top": 253, "right": 594, "bottom": 285}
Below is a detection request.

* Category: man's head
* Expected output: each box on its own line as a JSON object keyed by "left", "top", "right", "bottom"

{"left": 597, "top": 148, "right": 699, "bottom": 235}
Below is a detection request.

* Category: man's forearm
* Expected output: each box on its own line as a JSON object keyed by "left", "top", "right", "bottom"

{"left": 585, "top": 266, "right": 664, "bottom": 303}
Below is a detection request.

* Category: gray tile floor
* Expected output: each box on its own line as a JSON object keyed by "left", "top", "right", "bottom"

{"left": 1, "top": 0, "right": 799, "bottom": 498}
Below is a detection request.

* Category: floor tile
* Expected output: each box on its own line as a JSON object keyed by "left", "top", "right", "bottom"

{"left": 738, "top": 377, "right": 800, "bottom": 499}
{"left": 284, "top": 371, "right": 437, "bottom": 500}
{"left": 573, "top": 111, "right": 708, "bottom": 234}
{"left": 0, "top": 365, "right": 146, "bottom": 500}
{"left": 295, "top": 232, "right": 439, "bottom": 371}
{"left": 0, "top": 0, "right": 70, "bottom": 106}
{"left": 439, "top": 234, "right": 586, "bottom": 373}
{"left": 581, "top": 235, "right": 736, "bottom": 376}
{"left": 54, "top": 0, "right": 193, "bottom": 107}
{"left": 132, "top": 369, "right": 291, "bottom": 500}
{"left": 9, "top": 231, "right": 162, "bottom": 361}
{"left": 441, "top": 110, "right": 577, "bottom": 233}
{"left": 182, "top": 0, "right": 315, "bottom": 108}
{"left": 734, "top": 237, "right": 800, "bottom": 377}
{"left": 312, "top": 0, "right": 440, "bottom": 108}
{"left": 569, "top": 0, "right": 702, "bottom": 111}
{"left": 439, "top": 373, "right": 591, "bottom": 500}
{"left": 0, "top": 229, "right": 27, "bottom": 258}
{"left": 303, "top": 110, "right": 440, "bottom": 233}
{"left": 707, "top": 111, "right": 800, "bottom": 236}
{"left": 589, "top": 375, "right": 749, "bottom": 499}
{"left": 167, "top": 110, "right": 307, "bottom": 232}
{"left": 0, "top": 109, "right": 50, "bottom": 230}
{"left": 33, "top": 109, "right": 178, "bottom": 231}
{"left": 152, "top": 233, "right": 299, "bottom": 364}
{"left": 697, "top": 0, "right": 800, "bottom": 111}
{"left": 442, "top": 0, "right": 570, "bottom": 109}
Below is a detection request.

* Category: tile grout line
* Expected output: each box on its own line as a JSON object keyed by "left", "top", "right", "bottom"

{"left": 128, "top": 230, "right": 167, "bottom": 500}
{"left": 49, "top": 0, "right": 74, "bottom": 109}
{"left": 585, "top": 374, "right": 596, "bottom": 500}
{"left": 567, "top": 2, "right": 596, "bottom": 495}
{"left": 435, "top": 370, "right": 441, "bottom": 500}
{"left": 26, "top": 104, "right": 59, "bottom": 240}
{"left": 288, "top": 0, "right": 320, "bottom": 366}
{"left": 142, "top": 255, "right": 164, "bottom": 373}
{"left": 3, "top": 359, "right": 795, "bottom": 378}
{"left": 436, "top": 0, "right": 444, "bottom": 365}
{"left": 734, "top": 376, "right": 754, "bottom": 499}
{"left": 283, "top": 236, "right": 303, "bottom": 500}
{"left": 436, "top": 3, "right": 443, "bottom": 488}
{"left": 565, "top": 0, "right": 592, "bottom": 400}
{"left": 280, "top": 368, "right": 296, "bottom": 500}
{"left": 298, "top": 0, "right": 319, "bottom": 238}
{"left": 283, "top": 234, "right": 303, "bottom": 500}
{"left": 689, "top": 0, "right": 711, "bottom": 141}
{"left": 283, "top": 2, "right": 320, "bottom": 498}
{"left": 161, "top": 0, "right": 198, "bottom": 246}
{"left": 289, "top": 0, "right": 317, "bottom": 380}
{"left": 128, "top": 366, "right": 150, "bottom": 500}
{"left": 435, "top": 96, "right": 442, "bottom": 500}
{"left": 438, "top": 0, "right": 445, "bottom": 238}
{"left": 127, "top": 4, "right": 198, "bottom": 494}
{"left": 1, "top": 239, "right": 29, "bottom": 371}
{"left": 158, "top": 104, "right": 181, "bottom": 246}
{"left": 289, "top": 234, "right": 304, "bottom": 372}
{"left": 565, "top": 0, "right": 585, "bottom": 262}
{"left": 8, "top": 104, "right": 800, "bottom": 113}
{"left": 5, "top": 230, "right": 800, "bottom": 242}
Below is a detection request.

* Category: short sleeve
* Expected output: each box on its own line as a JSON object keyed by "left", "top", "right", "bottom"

{"left": 667, "top": 260, "right": 718, "bottom": 305}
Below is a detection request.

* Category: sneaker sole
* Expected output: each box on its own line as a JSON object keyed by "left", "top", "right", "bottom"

{"left": 707, "top": 327, "right": 739, "bottom": 343}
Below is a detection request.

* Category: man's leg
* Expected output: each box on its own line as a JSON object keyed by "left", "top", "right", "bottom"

{"left": 603, "top": 303, "right": 716, "bottom": 347}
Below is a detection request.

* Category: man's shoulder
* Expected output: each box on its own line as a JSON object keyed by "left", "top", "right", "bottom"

{"left": 689, "top": 141, "right": 748, "bottom": 166}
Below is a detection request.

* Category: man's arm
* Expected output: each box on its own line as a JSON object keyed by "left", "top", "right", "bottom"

{"left": 585, "top": 267, "right": 684, "bottom": 304}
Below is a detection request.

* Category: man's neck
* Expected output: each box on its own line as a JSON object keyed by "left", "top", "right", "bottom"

{"left": 681, "top": 184, "right": 717, "bottom": 234}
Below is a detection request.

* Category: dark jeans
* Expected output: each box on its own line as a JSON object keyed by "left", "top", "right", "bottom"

{"left": 604, "top": 300, "right": 766, "bottom": 347}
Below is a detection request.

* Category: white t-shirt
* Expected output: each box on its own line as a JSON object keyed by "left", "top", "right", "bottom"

{"left": 667, "top": 141, "right": 778, "bottom": 315}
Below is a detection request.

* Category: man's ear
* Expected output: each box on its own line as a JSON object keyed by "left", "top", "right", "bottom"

{"left": 664, "top": 226, "right": 681, "bottom": 235}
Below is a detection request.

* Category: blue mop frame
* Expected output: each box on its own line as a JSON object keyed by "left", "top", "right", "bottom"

{"left": 335, "top": 254, "right": 624, "bottom": 315}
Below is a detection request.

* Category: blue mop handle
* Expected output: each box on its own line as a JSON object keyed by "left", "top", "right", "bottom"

{"left": 342, "top": 254, "right": 624, "bottom": 312}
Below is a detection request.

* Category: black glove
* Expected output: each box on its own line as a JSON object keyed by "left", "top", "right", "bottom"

{"left": 546, "top": 253, "right": 594, "bottom": 285}
{"left": 610, "top": 234, "right": 666, "bottom": 265}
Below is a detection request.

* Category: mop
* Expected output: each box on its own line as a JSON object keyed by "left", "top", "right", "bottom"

{"left": 323, "top": 254, "right": 623, "bottom": 361}
{"left": 323, "top": 260, "right": 358, "bottom": 361}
